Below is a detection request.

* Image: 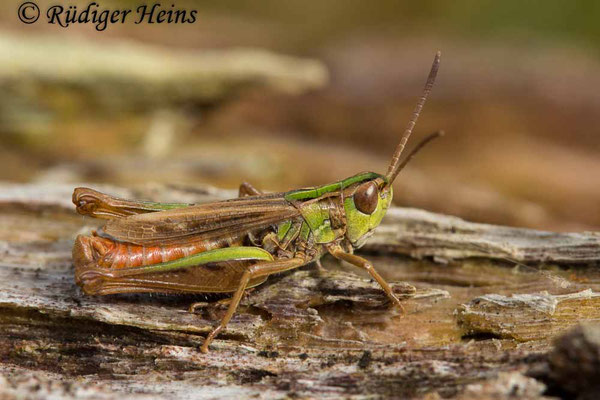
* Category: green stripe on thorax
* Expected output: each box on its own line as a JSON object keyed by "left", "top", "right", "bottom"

{"left": 284, "top": 172, "right": 384, "bottom": 202}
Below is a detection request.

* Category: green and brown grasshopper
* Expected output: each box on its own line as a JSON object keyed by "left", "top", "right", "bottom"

{"left": 72, "top": 52, "right": 441, "bottom": 353}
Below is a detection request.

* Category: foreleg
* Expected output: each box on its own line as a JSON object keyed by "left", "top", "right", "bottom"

{"left": 328, "top": 246, "right": 404, "bottom": 313}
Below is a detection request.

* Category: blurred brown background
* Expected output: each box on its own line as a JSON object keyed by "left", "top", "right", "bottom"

{"left": 1, "top": 0, "right": 599, "bottom": 231}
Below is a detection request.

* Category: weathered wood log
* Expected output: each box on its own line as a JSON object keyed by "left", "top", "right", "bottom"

{"left": 456, "top": 371, "right": 550, "bottom": 400}
{"left": 457, "top": 290, "right": 600, "bottom": 341}
{"left": 371, "top": 208, "right": 600, "bottom": 265}
{"left": 0, "top": 182, "right": 599, "bottom": 399}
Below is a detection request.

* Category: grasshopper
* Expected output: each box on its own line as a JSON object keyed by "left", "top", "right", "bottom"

{"left": 72, "top": 52, "right": 441, "bottom": 353}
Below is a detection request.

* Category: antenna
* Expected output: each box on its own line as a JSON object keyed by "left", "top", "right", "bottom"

{"left": 386, "top": 51, "right": 441, "bottom": 185}
{"left": 394, "top": 131, "right": 444, "bottom": 174}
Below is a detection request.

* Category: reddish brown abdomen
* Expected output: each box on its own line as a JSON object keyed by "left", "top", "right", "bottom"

{"left": 86, "top": 234, "right": 240, "bottom": 269}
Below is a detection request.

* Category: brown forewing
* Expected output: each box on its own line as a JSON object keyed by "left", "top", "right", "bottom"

{"left": 99, "top": 193, "right": 300, "bottom": 246}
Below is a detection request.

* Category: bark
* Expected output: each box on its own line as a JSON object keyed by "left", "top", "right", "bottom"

{"left": 371, "top": 208, "right": 600, "bottom": 265}
{"left": 0, "top": 182, "right": 599, "bottom": 399}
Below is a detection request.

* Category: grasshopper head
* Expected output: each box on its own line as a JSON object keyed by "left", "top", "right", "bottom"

{"left": 344, "top": 51, "right": 443, "bottom": 248}
{"left": 344, "top": 175, "right": 393, "bottom": 247}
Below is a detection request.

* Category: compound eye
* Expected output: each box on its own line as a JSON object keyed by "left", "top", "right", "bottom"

{"left": 354, "top": 181, "right": 379, "bottom": 215}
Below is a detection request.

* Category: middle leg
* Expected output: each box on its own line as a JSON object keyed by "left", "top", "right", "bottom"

{"left": 200, "top": 257, "right": 306, "bottom": 353}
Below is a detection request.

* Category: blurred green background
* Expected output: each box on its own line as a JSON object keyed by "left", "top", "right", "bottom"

{"left": 1, "top": 0, "right": 599, "bottom": 231}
